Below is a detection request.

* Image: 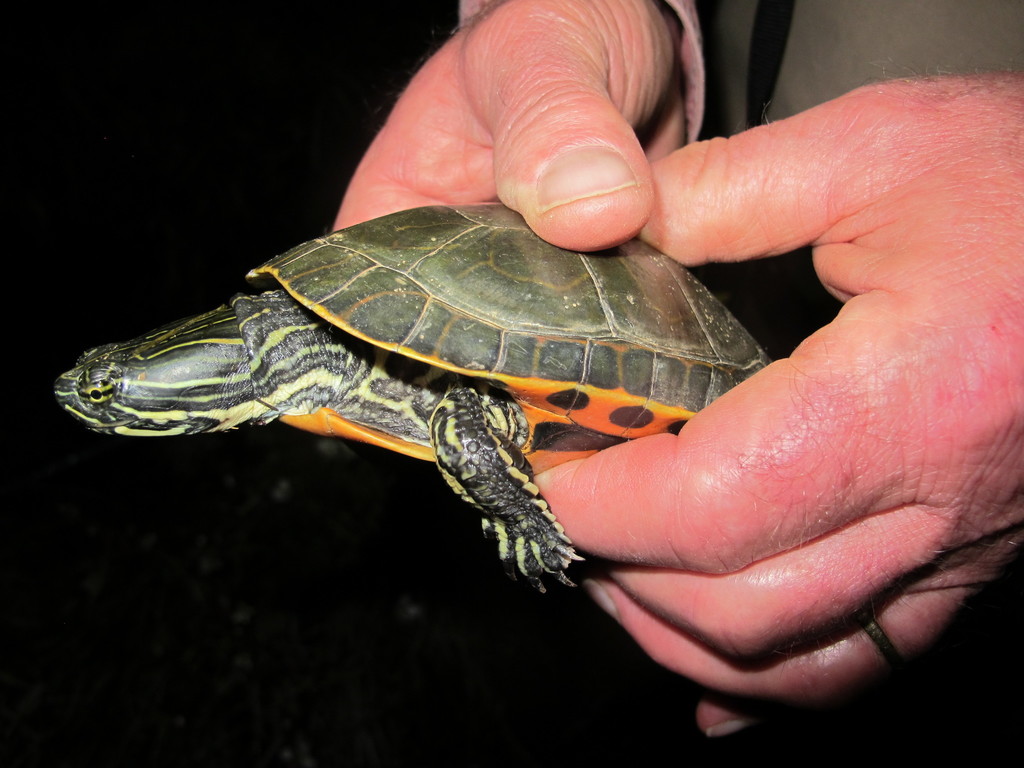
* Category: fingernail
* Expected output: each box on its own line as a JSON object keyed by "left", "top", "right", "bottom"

{"left": 704, "top": 717, "right": 760, "bottom": 738}
{"left": 583, "top": 579, "right": 620, "bottom": 622}
{"left": 537, "top": 147, "right": 638, "bottom": 212}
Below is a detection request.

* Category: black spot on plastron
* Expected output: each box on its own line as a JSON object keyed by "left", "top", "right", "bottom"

{"left": 545, "top": 388, "right": 589, "bottom": 411}
{"left": 608, "top": 405, "right": 655, "bottom": 429}
{"left": 531, "top": 422, "right": 626, "bottom": 453}
{"left": 666, "top": 420, "right": 688, "bottom": 435}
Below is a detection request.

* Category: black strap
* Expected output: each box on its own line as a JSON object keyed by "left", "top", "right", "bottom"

{"left": 746, "top": 0, "right": 795, "bottom": 126}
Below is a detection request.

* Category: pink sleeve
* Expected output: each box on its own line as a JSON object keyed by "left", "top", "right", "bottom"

{"left": 458, "top": 0, "right": 705, "bottom": 142}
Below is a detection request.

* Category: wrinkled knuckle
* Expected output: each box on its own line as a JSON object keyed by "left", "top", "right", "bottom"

{"left": 697, "top": 613, "right": 781, "bottom": 659}
{"left": 681, "top": 535, "right": 759, "bottom": 575}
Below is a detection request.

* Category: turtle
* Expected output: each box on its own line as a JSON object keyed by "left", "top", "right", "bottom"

{"left": 54, "top": 204, "right": 769, "bottom": 590}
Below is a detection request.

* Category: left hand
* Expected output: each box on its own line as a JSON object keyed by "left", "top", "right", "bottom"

{"left": 335, "top": 0, "right": 685, "bottom": 250}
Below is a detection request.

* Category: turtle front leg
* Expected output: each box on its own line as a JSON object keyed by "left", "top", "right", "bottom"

{"left": 430, "top": 386, "right": 581, "bottom": 591}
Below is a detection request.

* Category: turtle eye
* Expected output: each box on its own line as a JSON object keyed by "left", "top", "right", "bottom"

{"left": 84, "top": 384, "right": 112, "bottom": 403}
{"left": 80, "top": 363, "right": 122, "bottom": 405}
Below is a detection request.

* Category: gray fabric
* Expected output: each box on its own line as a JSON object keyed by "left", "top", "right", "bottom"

{"left": 709, "top": 0, "right": 1024, "bottom": 133}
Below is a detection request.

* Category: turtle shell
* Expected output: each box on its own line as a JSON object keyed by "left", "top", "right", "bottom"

{"left": 248, "top": 204, "right": 768, "bottom": 440}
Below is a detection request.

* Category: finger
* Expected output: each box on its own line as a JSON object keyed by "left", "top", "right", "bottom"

{"left": 694, "top": 694, "right": 767, "bottom": 738}
{"left": 462, "top": 0, "right": 682, "bottom": 249}
{"left": 585, "top": 575, "right": 964, "bottom": 708}
{"left": 641, "top": 75, "right": 1012, "bottom": 266}
{"left": 592, "top": 501, "right": 951, "bottom": 657}
{"left": 585, "top": 576, "right": 887, "bottom": 706}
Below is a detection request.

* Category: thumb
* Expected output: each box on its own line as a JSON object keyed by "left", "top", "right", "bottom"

{"left": 457, "top": 0, "right": 682, "bottom": 249}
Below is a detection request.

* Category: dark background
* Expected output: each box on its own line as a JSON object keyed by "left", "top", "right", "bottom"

{"left": 5, "top": 4, "right": 1022, "bottom": 765}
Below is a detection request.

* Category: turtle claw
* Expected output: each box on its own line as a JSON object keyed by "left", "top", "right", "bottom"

{"left": 483, "top": 516, "right": 581, "bottom": 591}
{"left": 555, "top": 572, "right": 576, "bottom": 588}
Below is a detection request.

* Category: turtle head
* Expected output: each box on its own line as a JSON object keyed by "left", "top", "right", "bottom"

{"left": 55, "top": 303, "right": 265, "bottom": 436}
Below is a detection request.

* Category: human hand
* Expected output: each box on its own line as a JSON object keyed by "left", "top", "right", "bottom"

{"left": 335, "top": 0, "right": 687, "bottom": 250}
{"left": 540, "top": 73, "right": 1024, "bottom": 731}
